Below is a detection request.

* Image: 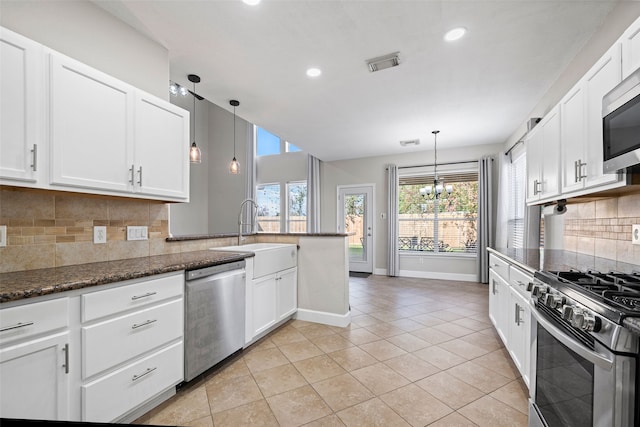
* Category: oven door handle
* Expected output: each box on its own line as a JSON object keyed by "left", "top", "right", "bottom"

{"left": 531, "top": 306, "right": 614, "bottom": 371}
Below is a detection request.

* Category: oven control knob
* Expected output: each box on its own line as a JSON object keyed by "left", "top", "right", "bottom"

{"left": 570, "top": 308, "right": 584, "bottom": 328}
{"left": 561, "top": 305, "right": 574, "bottom": 321}
{"left": 545, "top": 294, "right": 565, "bottom": 309}
{"left": 526, "top": 282, "right": 534, "bottom": 292}
{"left": 581, "top": 313, "right": 602, "bottom": 333}
{"left": 532, "top": 285, "right": 548, "bottom": 298}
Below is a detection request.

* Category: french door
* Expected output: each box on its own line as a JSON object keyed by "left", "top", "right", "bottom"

{"left": 337, "top": 185, "right": 374, "bottom": 273}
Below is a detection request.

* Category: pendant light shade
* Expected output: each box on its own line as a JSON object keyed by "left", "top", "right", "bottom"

{"left": 188, "top": 74, "right": 202, "bottom": 164}
{"left": 229, "top": 100, "right": 240, "bottom": 174}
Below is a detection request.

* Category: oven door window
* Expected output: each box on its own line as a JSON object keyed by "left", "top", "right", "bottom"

{"left": 536, "top": 324, "right": 594, "bottom": 426}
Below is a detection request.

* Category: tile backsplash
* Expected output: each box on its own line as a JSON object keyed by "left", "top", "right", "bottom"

{"left": 562, "top": 193, "right": 640, "bottom": 265}
{"left": 0, "top": 187, "right": 237, "bottom": 273}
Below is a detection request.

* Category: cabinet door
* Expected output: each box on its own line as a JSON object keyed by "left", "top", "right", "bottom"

{"left": 0, "top": 27, "right": 43, "bottom": 182}
{"left": 252, "top": 275, "right": 277, "bottom": 337}
{"left": 276, "top": 268, "right": 297, "bottom": 321}
{"left": 540, "top": 107, "right": 561, "bottom": 199}
{"left": 525, "top": 127, "right": 542, "bottom": 203}
{"left": 584, "top": 44, "right": 623, "bottom": 189}
{"left": 488, "top": 270, "right": 508, "bottom": 345}
{"left": 0, "top": 332, "right": 70, "bottom": 420}
{"left": 621, "top": 16, "right": 640, "bottom": 79}
{"left": 560, "top": 83, "right": 586, "bottom": 194}
{"left": 508, "top": 288, "right": 530, "bottom": 388}
{"left": 50, "top": 53, "right": 134, "bottom": 193}
{"left": 133, "top": 92, "right": 189, "bottom": 200}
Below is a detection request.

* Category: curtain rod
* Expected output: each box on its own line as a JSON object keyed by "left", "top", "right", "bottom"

{"left": 505, "top": 139, "right": 524, "bottom": 157}
{"left": 397, "top": 159, "right": 481, "bottom": 170}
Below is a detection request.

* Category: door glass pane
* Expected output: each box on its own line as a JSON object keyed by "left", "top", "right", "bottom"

{"left": 287, "top": 182, "right": 307, "bottom": 233}
{"left": 256, "top": 184, "right": 280, "bottom": 232}
{"left": 344, "top": 194, "right": 366, "bottom": 261}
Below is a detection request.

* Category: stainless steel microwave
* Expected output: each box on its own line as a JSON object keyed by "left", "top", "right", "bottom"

{"left": 602, "top": 67, "right": 640, "bottom": 173}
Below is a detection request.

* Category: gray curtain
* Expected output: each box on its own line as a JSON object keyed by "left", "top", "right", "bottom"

{"left": 387, "top": 164, "right": 400, "bottom": 277}
{"left": 307, "top": 155, "right": 321, "bottom": 233}
{"left": 243, "top": 124, "right": 256, "bottom": 234}
{"left": 477, "top": 156, "right": 494, "bottom": 283}
{"left": 495, "top": 152, "right": 509, "bottom": 249}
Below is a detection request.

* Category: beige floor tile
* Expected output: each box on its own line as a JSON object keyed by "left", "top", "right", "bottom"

{"left": 279, "top": 339, "right": 324, "bottom": 362}
{"left": 270, "top": 326, "right": 309, "bottom": 346}
{"left": 243, "top": 336, "right": 277, "bottom": 353}
{"left": 204, "top": 357, "right": 250, "bottom": 382}
{"left": 413, "top": 345, "right": 467, "bottom": 370}
{"left": 386, "top": 333, "right": 431, "bottom": 352}
{"left": 329, "top": 346, "right": 378, "bottom": 372}
{"left": 312, "top": 334, "right": 355, "bottom": 353}
{"left": 297, "top": 323, "right": 339, "bottom": 339}
{"left": 380, "top": 383, "right": 453, "bottom": 427}
{"left": 452, "top": 317, "right": 493, "bottom": 331}
{"left": 302, "top": 414, "right": 346, "bottom": 426}
{"left": 416, "top": 371, "right": 485, "bottom": 410}
{"left": 288, "top": 319, "right": 317, "bottom": 329}
{"left": 387, "top": 318, "right": 425, "bottom": 332}
{"left": 472, "top": 349, "right": 520, "bottom": 380}
{"left": 363, "top": 322, "right": 405, "bottom": 338}
{"left": 438, "top": 338, "right": 491, "bottom": 360}
{"left": 427, "top": 412, "right": 479, "bottom": 426}
{"left": 410, "top": 313, "right": 447, "bottom": 327}
{"left": 410, "top": 327, "right": 455, "bottom": 345}
{"left": 432, "top": 322, "right": 475, "bottom": 338}
{"left": 430, "top": 310, "right": 465, "bottom": 322}
{"left": 458, "top": 395, "right": 528, "bottom": 427}
{"left": 243, "top": 347, "right": 290, "bottom": 374}
{"left": 253, "top": 363, "right": 309, "bottom": 397}
{"left": 205, "top": 374, "right": 263, "bottom": 413}
{"left": 312, "top": 373, "right": 374, "bottom": 412}
{"left": 458, "top": 331, "right": 504, "bottom": 352}
{"left": 144, "top": 382, "right": 211, "bottom": 426}
{"left": 359, "top": 339, "right": 407, "bottom": 361}
{"left": 266, "top": 385, "right": 333, "bottom": 427}
{"left": 212, "top": 399, "right": 278, "bottom": 427}
{"left": 489, "top": 379, "right": 529, "bottom": 414}
{"left": 351, "top": 362, "right": 410, "bottom": 395}
{"left": 294, "top": 354, "right": 347, "bottom": 383}
{"left": 369, "top": 310, "right": 405, "bottom": 322}
{"left": 446, "top": 361, "right": 512, "bottom": 393}
{"left": 339, "top": 328, "right": 381, "bottom": 345}
{"left": 384, "top": 353, "right": 440, "bottom": 382}
{"left": 336, "top": 397, "right": 411, "bottom": 427}
{"left": 183, "top": 415, "right": 214, "bottom": 427}
{"left": 351, "top": 314, "right": 382, "bottom": 326}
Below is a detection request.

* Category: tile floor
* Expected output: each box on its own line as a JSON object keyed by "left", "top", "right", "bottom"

{"left": 135, "top": 275, "right": 529, "bottom": 426}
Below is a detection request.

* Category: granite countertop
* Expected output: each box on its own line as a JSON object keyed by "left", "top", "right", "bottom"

{"left": 489, "top": 247, "right": 639, "bottom": 275}
{"left": 0, "top": 250, "right": 253, "bottom": 304}
{"left": 166, "top": 232, "right": 348, "bottom": 241}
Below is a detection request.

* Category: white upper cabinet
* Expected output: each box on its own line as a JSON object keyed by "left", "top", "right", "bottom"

{"left": 526, "top": 106, "right": 561, "bottom": 203}
{"left": 0, "top": 27, "right": 43, "bottom": 183}
{"left": 621, "top": 16, "right": 640, "bottom": 79}
{"left": 50, "top": 53, "right": 134, "bottom": 194}
{"left": 560, "top": 83, "right": 586, "bottom": 194}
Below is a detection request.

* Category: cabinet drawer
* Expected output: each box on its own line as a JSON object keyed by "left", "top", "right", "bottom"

{"left": 83, "top": 341, "right": 183, "bottom": 422}
{"left": 489, "top": 254, "right": 509, "bottom": 281}
{"left": 82, "top": 299, "right": 183, "bottom": 378}
{"left": 0, "top": 298, "right": 68, "bottom": 345}
{"left": 82, "top": 272, "right": 183, "bottom": 322}
{"left": 510, "top": 266, "right": 534, "bottom": 299}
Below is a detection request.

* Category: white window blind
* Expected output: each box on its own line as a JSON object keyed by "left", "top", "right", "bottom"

{"left": 507, "top": 152, "right": 526, "bottom": 249}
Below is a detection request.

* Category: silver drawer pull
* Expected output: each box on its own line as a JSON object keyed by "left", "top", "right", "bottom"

{"left": 131, "top": 319, "right": 157, "bottom": 329}
{"left": 131, "top": 291, "right": 157, "bottom": 301}
{"left": 132, "top": 367, "right": 156, "bottom": 382}
{"left": 0, "top": 321, "right": 34, "bottom": 332}
{"left": 62, "top": 343, "right": 70, "bottom": 374}
{"left": 516, "top": 280, "right": 524, "bottom": 287}
{"left": 31, "top": 144, "right": 38, "bottom": 171}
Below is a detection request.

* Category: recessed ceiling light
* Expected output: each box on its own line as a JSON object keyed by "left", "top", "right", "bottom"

{"left": 306, "top": 68, "right": 322, "bottom": 78}
{"left": 444, "top": 27, "right": 466, "bottom": 42}
{"left": 242, "top": 0, "right": 261, "bottom": 5}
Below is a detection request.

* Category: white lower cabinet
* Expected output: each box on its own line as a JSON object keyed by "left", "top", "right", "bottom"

{"left": 488, "top": 269, "right": 509, "bottom": 345}
{"left": 251, "top": 274, "right": 278, "bottom": 337}
{"left": 508, "top": 287, "right": 531, "bottom": 387}
{"left": 276, "top": 268, "right": 298, "bottom": 322}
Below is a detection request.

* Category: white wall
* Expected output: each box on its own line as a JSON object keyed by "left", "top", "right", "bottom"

{"left": 0, "top": 0, "right": 169, "bottom": 99}
{"left": 321, "top": 143, "right": 503, "bottom": 276}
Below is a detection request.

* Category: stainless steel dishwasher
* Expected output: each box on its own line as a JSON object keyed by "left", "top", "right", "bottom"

{"left": 184, "top": 260, "right": 246, "bottom": 382}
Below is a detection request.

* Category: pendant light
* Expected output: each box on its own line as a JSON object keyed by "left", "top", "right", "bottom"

{"left": 229, "top": 100, "right": 240, "bottom": 174}
{"left": 420, "top": 130, "right": 453, "bottom": 199}
{"left": 188, "top": 74, "right": 202, "bottom": 164}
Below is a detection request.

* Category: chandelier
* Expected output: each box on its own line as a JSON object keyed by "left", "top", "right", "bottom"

{"left": 420, "top": 130, "right": 453, "bottom": 199}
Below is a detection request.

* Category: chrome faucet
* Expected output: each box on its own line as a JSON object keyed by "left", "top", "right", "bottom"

{"left": 238, "top": 198, "right": 258, "bottom": 245}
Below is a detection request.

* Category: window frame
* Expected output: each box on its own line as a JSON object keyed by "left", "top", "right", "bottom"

{"left": 285, "top": 181, "right": 307, "bottom": 233}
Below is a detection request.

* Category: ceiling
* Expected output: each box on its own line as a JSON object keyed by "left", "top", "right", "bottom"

{"left": 94, "top": 0, "right": 617, "bottom": 162}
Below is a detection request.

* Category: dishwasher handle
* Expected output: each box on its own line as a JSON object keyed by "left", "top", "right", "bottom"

{"left": 186, "top": 260, "right": 246, "bottom": 281}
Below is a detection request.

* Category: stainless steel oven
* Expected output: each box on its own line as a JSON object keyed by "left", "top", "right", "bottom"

{"left": 529, "top": 271, "right": 640, "bottom": 427}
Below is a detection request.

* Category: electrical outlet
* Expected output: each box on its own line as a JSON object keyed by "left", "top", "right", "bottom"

{"left": 93, "top": 226, "right": 107, "bottom": 244}
{"left": 633, "top": 224, "right": 640, "bottom": 246}
{"left": 0, "top": 225, "right": 6, "bottom": 247}
{"left": 127, "top": 226, "right": 148, "bottom": 241}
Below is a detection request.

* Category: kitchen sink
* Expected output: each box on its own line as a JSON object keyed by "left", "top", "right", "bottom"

{"left": 211, "top": 243, "right": 297, "bottom": 278}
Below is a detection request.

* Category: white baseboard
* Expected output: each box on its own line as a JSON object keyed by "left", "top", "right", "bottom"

{"left": 295, "top": 308, "right": 351, "bottom": 327}
{"left": 374, "top": 268, "right": 388, "bottom": 276}
{"left": 399, "top": 269, "right": 478, "bottom": 282}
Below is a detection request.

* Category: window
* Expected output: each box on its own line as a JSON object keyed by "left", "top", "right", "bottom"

{"left": 256, "top": 127, "right": 281, "bottom": 156}
{"left": 507, "top": 152, "right": 526, "bottom": 249}
{"left": 256, "top": 183, "right": 280, "bottom": 232}
{"left": 286, "top": 142, "right": 302, "bottom": 153}
{"left": 286, "top": 182, "right": 307, "bottom": 233}
{"left": 398, "top": 169, "right": 478, "bottom": 254}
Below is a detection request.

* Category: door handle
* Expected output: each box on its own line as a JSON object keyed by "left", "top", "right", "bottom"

{"left": 62, "top": 343, "right": 70, "bottom": 374}
{"left": 129, "top": 164, "right": 135, "bottom": 185}
{"left": 31, "top": 144, "right": 38, "bottom": 171}
{"left": 137, "top": 166, "right": 143, "bottom": 186}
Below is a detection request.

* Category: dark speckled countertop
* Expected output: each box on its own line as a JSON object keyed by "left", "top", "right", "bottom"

{"left": 0, "top": 250, "right": 252, "bottom": 304}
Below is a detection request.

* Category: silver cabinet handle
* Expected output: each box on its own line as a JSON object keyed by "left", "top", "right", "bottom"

{"left": 129, "top": 164, "right": 135, "bottom": 185}
{"left": 578, "top": 160, "right": 587, "bottom": 181}
{"left": 533, "top": 179, "right": 539, "bottom": 195}
{"left": 492, "top": 280, "right": 497, "bottom": 295}
{"left": 0, "top": 321, "right": 34, "bottom": 332}
{"left": 132, "top": 367, "right": 156, "bottom": 382}
{"left": 515, "top": 280, "right": 524, "bottom": 287}
{"left": 515, "top": 303, "right": 520, "bottom": 325}
{"left": 574, "top": 160, "right": 579, "bottom": 183}
{"left": 131, "top": 319, "right": 157, "bottom": 329}
{"left": 137, "top": 166, "right": 143, "bottom": 186}
{"left": 62, "top": 343, "right": 70, "bottom": 374}
{"left": 31, "top": 144, "right": 38, "bottom": 171}
{"left": 131, "top": 291, "right": 157, "bottom": 301}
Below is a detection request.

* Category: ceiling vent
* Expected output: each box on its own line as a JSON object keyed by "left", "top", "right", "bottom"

{"left": 367, "top": 52, "right": 400, "bottom": 72}
{"left": 400, "top": 139, "right": 420, "bottom": 147}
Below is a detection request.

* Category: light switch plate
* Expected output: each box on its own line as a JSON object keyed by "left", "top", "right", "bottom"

{"left": 0, "top": 225, "right": 6, "bottom": 247}
{"left": 633, "top": 224, "right": 640, "bottom": 246}
{"left": 93, "top": 226, "right": 107, "bottom": 244}
{"left": 127, "top": 226, "right": 148, "bottom": 241}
